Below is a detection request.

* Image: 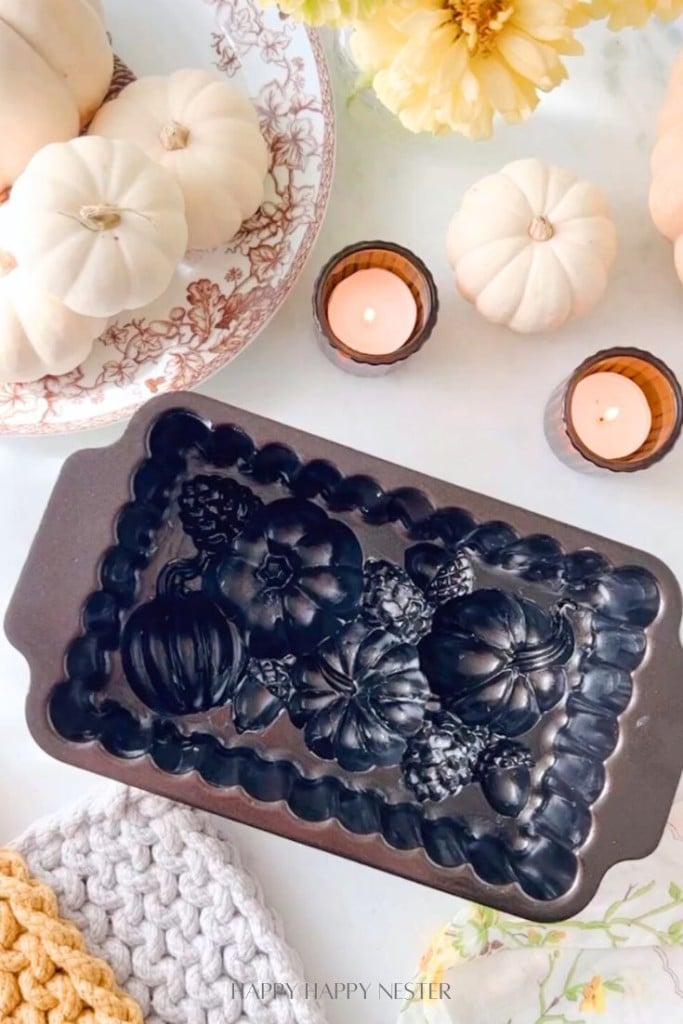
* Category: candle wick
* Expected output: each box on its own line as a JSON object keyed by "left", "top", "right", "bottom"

{"left": 600, "top": 406, "right": 620, "bottom": 423}
{"left": 362, "top": 307, "right": 377, "bottom": 325}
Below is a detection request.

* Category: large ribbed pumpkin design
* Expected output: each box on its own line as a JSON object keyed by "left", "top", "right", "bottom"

{"left": 419, "top": 589, "right": 574, "bottom": 736}
{"left": 121, "top": 590, "right": 245, "bottom": 716}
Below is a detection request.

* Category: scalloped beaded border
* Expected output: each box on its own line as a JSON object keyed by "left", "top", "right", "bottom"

{"left": 49, "top": 409, "right": 660, "bottom": 902}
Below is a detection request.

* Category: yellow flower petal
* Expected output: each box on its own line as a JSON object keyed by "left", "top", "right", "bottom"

{"left": 579, "top": 975, "right": 607, "bottom": 1014}
{"left": 262, "top": 0, "right": 380, "bottom": 25}
{"left": 497, "top": 28, "right": 566, "bottom": 88}
{"left": 348, "top": 0, "right": 579, "bottom": 136}
{"left": 476, "top": 53, "right": 538, "bottom": 118}
{"left": 435, "top": 34, "right": 471, "bottom": 91}
{"left": 575, "top": 0, "right": 683, "bottom": 28}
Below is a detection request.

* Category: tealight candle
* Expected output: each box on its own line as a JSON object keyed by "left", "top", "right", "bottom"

{"left": 327, "top": 268, "right": 418, "bottom": 356}
{"left": 313, "top": 241, "right": 438, "bottom": 376}
{"left": 569, "top": 372, "right": 652, "bottom": 460}
{"left": 545, "top": 348, "right": 682, "bottom": 473}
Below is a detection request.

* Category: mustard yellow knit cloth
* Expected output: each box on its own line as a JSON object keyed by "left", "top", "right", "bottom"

{"left": 0, "top": 849, "right": 142, "bottom": 1023}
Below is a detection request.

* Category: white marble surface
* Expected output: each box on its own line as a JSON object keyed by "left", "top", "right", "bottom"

{"left": 2, "top": 20, "right": 683, "bottom": 1024}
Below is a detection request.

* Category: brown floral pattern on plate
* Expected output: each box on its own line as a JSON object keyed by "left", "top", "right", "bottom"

{"left": 0, "top": 0, "right": 334, "bottom": 435}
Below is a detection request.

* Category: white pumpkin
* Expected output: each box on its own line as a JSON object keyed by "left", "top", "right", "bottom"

{"left": 7, "top": 136, "right": 189, "bottom": 319}
{"left": 0, "top": 202, "right": 107, "bottom": 383}
{"left": 0, "top": 0, "right": 113, "bottom": 191}
{"left": 89, "top": 69, "right": 269, "bottom": 250}
{"left": 656, "top": 51, "right": 683, "bottom": 139}
{"left": 447, "top": 159, "right": 618, "bottom": 334}
{"left": 650, "top": 51, "right": 683, "bottom": 283}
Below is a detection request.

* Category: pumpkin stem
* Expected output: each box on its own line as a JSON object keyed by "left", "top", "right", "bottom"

{"left": 528, "top": 215, "right": 554, "bottom": 242}
{"left": 160, "top": 121, "right": 190, "bottom": 151}
{"left": 0, "top": 248, "right": 16, "bottom": 277}
{"left": 59, "top": 205, "right": 154, "bottom": 232}
{"left": 77, "top": 204, "right": 123, "bottom": 231}
{"left": 158, "top": 555, "right": 207, "bottom": 596}
{"left": 514, "top": 605, "right": 574, "bottom": 673}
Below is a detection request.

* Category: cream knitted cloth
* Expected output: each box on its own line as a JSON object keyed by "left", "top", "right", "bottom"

{"left": 10, "top": 786, "right": 326, "bottom": 1024}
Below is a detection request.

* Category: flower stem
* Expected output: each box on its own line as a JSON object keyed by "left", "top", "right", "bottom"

{"left": 537, "top": 952, "right": 558, "bottom": 1018}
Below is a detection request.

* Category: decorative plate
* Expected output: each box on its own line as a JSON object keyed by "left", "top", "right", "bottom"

{"left": 0, "top": 0, "right": 334, "bottom": 436}
{"left": 7, "top": 393, "right": 683, "bottom": 921}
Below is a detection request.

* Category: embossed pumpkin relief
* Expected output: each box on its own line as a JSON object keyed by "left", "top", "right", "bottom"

{"left": 419, "top": 590, "right": 575, "bottom": 736}
{"left": 116, "top": 473, "right": 578, "bottom": 816}
{"left": 204, "top": 497, "right": 365, "bottom": 658}
{"left": 398, "top": 543, "right": 576, "bottom": 816}
{"left": 290, "top": 620, "right": 430, "bottom": 771}
{"left": 122, "top": 587, "right": 246, "bottom": 716}
{"left": 39, "top": 408, "right": 676, "bottom": 912}
{"left": 114, "top": 453, "right": 663, "bottom": 842}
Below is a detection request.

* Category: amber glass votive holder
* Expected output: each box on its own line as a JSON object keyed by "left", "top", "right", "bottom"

{"left": 313, "top": 241, "right": 439, "bottom": 376}
{"left": 545, "top": 347, "right": 683, "bottom": 473}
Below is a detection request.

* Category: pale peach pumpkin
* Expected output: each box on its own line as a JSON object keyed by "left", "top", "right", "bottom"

{"left": 650, "top": 52, "right": 683, "bottom": 282}
{"left": 0, "top": 0, "right": 113, "bottom": 191}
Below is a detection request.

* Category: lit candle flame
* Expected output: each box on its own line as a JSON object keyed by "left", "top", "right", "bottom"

{"left": 602, "top": 406, "right": 620, "bottom": 422}
{"left": 362, "top": 306, "right": 377, "bottom": 325}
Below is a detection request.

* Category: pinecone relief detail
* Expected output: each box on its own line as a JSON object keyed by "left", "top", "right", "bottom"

{"left": 426, "top": 551, "right": 475, "bottom": 605}
{"left": 178, "top": 475, "right": 263, "bottom": 554}
{"left": 401, "top": 712, "right": 535, "bottom": 816}
{"left": 362, "top": 559, "right": 434, "bottom": 644}
{"left": 401, "top": 712, "right": 490, "bottom": 803}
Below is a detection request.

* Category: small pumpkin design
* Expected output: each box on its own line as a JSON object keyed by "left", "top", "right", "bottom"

{"left": 290, "top": 620, "right": 430, "bottom": 771}
{"left": 121, "top": 588, "right": 245, "bottom": 716}
{"left": 419, "top": 590, "right": 574, "bottom": 736}
{"left": 204, "top": 498, "right": 364, "bottom": 659}
{"left": 447, "top": 158, "right": 617, "bottom": 334}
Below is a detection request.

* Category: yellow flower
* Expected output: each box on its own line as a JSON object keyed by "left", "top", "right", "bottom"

{"left": 418, "top": 925, "right": 455, "bottom": 973}
{"left": 580, "top": 975, "right": 607, "bottom": 1014}
{"left": 416, "top": 925, "right": 460, "bottom": 999}
{"left": 570, "top": 0, "right": 683, "bottom": 26}
{"left": 260, "top": 0, "right": 379, "bottom": 26}
{"left": 473, "top": 905, "right": 499, "bottom": 928}
{"left": 350, "top": 0, "right": 582, "bottom": 137}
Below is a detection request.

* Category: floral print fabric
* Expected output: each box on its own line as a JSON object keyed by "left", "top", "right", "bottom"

{"left": 403, "top": 795, "right": 683, "bottom": 1023}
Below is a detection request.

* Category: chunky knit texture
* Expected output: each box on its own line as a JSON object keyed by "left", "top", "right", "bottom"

{"left": 0, "top": 849, "right": 143, "bottom": 1023}
{"left": 9, "top": 787, "right": 326, "bottom": 1024}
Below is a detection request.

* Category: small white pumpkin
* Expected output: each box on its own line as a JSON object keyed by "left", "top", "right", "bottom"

{"left": 0, "top": 0, "right": 113, "bottom": 191}
{"left": 656, "top": 51, "right": 683, "bottom": 139}
{"left": 89, "top": 69, "right": 269, "bottom": 250}
{"left": 447, "top": 159, "right": 618, "bottom": 334}
{"left": 7, "top": 136, "right": 189, "bottom": 319}
{"left": 0, "top": 202, "right": 107, "bottom": 383}
{"left": 650, "top": 52, "right": 683, "bottom": 283}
